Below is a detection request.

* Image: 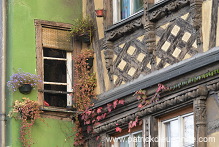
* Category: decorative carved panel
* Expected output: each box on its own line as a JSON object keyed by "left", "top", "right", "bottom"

{"left": 148, "top": 0, "right": 190, "bottom": 21}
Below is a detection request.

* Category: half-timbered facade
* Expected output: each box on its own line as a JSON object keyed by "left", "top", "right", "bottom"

{"left": 83, "top": 0, "right": 219, "bottom": 146}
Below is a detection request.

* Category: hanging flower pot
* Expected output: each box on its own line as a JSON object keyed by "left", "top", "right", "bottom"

{"left": 95, "top": 9, "right": 104, "bottom": 17}
{"left": 19, "top": 84, "right": 33, "bottom": 94}
{"left": 86, "top": 57, "right": 94, "bottom": 70}
{"left": 70, "top": 17, "right": 94, "bottom": 44}
{"left": 77, "top": 33, "right": 91, "bottom": 44}
{"left": 7, "top": 69, "right": 41, "bottom": 93}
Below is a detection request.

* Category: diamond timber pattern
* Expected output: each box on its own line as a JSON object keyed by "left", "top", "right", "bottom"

{"left": 111, "top": 12, "right": 198, "bottom": 86}
{"left": 155, "top": 12, "right": 198, "bottom": 70}
{"left": 113, "top": 35, "right": 151, "bottom": 86}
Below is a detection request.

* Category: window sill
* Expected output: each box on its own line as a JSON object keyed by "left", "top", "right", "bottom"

{"left": 105, "top": 10, "right": 144, "bottom": 41}
{"left": 40, "top": 106, "right": 77, "bottom": 120}
{"left": 41, "top": 106, "right": 77, "bottom": 113}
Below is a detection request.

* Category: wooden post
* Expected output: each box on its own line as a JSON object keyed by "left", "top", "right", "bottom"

{"left": 194, "top": 85, "right": 208, "bottom": 147}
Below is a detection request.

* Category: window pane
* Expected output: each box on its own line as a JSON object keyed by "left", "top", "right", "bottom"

{"left": 44, "top": 92, "right": 67, "bottom": 107}
{"left": 166, "top": 119, "right": 180, "bottom": 147}
{"left": 134, "top": 0, "right": 143, "bottom": 13}
{"left": 121, "top": 0, "right": 130, "bottom": 19}
{"left": 183, "top": 115, "right": 194, "bottom": 146}
{"left": 44, "top": 59, "right": 67, "bottom": 83}
{"left": 44, "top": 84, "right": 67, "bottom": 91}
{"left": 134, "top": 132, "right": 143, "bottom": 147}
{"left": 43, "top": 48, "right": 66, "bottom": 58}
{"left": 119, "top": 136, "right": 129, "bottom": 147}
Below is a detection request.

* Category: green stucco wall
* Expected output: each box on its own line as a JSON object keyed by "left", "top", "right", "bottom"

{"left": 6, "top": 0, "right": 81, "bottom": 146}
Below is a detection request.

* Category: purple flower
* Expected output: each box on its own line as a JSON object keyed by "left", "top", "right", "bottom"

{"left": 7, "top": 69, "right": 42, "bottom": 92}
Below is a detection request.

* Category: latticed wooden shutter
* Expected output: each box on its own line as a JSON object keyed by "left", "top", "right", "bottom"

{"left": 42, "top": 27, "right": 72, "bottom": 51}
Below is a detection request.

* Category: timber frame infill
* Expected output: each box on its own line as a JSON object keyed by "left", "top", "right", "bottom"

{"left": 102, "top": 0, "right": 203, "bottom": 87}
{"left": 34, "top": 20, "right": 81, "bottom": 119}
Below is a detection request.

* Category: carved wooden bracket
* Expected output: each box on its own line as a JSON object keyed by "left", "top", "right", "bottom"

{"left": 148, "top": 0, "right": 190, "bottom": 21}
{"left": 104, "top": 41, "right": 114, "bottom": 81}
{"left": 190, "top": 0, "right": 203, "bottom": 49}
{"left": 143, "top": 0, "right": 156, "bottom": 70}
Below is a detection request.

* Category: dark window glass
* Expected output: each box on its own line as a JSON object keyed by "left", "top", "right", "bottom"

{"left": 44, "top": 59, "right": 66, "bottom": 83}
{"left": 43, "top": 48, "right": 66, "bottom": 58}
{"left": 44, "top": 92, "right": 67, "bottom": 107}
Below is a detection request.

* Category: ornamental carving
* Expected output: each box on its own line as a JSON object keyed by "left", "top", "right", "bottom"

{"left": 106, "top": 17, "right": 143, "bottom": 41}
{"left": 148, "top": 0, "right": 190, "bottom": 21}
{"left": 143, "top": 0, "right": 156, "bottom": 69}
{"left": 190, "top": 0, "right": 203, "bottom": 48}
{"left": 104, "top": 46, "right": 114, "bottom": 81}
{"left": 195, "top": 101, "right": 206, "bottom": 124}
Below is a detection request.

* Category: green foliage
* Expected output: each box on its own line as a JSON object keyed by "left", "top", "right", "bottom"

{"left": 169, "top": 69, "right": 219, "bottom": 90}
{"left": 70, "top": 17, "right": 94, "bottom": 38}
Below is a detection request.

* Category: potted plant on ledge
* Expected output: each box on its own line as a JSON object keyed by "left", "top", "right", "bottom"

{"left": 70, "top": 16, "right": 94, "bottom": 44}
{"left": 7, "top": 69, "right": 41, "bottom": 94}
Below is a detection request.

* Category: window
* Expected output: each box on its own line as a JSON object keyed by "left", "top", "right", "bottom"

{"left": 112, "top": 131, "right": 143, "bottom": 147}
{"left": 35, "top": 20, "right": 73, "bottom": 109}
{"left": 113, "top": 0, "right": 143, "bottom": 23}
{"left": 159, "top": 113, "right": 194, "bottom": 147}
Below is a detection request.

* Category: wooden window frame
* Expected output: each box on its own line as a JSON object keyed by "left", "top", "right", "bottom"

{"left": 158, "top": 107, "right": 194, "bottom": 147}
{"left": 112, "top": 0, "right": 143, "bottom": 23}
{"left": 35, "top": 20, "right": 76, "bottom": 111}
{"left": 111, "top": 125, "right": 143, "bottom": 147}
{"left": 112, "top": 130, "right": 143, "bottom": 147}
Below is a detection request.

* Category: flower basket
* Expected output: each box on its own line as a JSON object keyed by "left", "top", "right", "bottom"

{"left": 70, "top": 17, "right": 94, "bottom": 44}
{"left": 7, "top": 69, "right": 41, "bottom": 94}
{"left": 95, "top": 9, "right": 104, "bottom": 17}
{"left": 77, "top": 33, "right": 91, "bottom": 44}
{"left": 19, "top": 84, "right": 33, "bottom": 94}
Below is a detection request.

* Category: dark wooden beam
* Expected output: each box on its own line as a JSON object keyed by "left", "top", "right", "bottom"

{"left": 209, "top": 0, "right": 219, "bottom": 48}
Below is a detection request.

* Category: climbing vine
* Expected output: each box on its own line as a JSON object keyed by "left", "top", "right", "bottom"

{"left": 9, "top": 98, "right": 43, "bottom": 147}
{"left": 72, "top": 49, "right": 97, "bottom": 146}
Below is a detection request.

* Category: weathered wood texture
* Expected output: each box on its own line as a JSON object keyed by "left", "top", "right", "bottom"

{"left": 209, "top": 0, "right": 219, "bottom": 49}
{"left": 87, "top": 0, "right": 106, "bottom": 92}
{"left": 103, "top": 0, "right": 113, "bottom": 29}
{"left": 108, "top": 6, "right": 200, "bottom": 86}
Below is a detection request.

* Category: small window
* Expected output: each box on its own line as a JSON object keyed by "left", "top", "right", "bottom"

{"left": 112, "top": 131, "right": 143, "bottom": 147}
{"left": 159, "top": 113, "right": 194, "bottom": 147}
{"left": 43, "top": 48, "right": 72, "bottom": 108}
{"left": 113, "top": 0, "right": 143, "bottom": 23}
{"left": 35, "top": 20, "right": 73, "bottom": 109}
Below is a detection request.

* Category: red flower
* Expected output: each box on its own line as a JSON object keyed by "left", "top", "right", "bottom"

{"left": 44, "top": 101, "right": 50, "bottom": 106}
{"left": 115, "top": 127, "right": 122, "bottom": 132}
